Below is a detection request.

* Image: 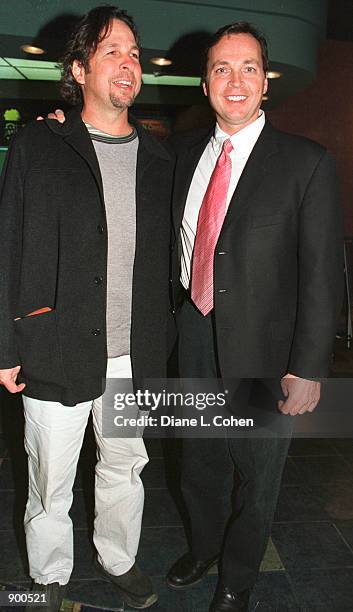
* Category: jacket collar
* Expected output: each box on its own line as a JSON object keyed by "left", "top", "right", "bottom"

{"left": 172, "top": 126, "right": 213, "bottom": 233}
{"left": 44, "top": 106, "right": 172, "bottom": 204}
{"left": 220, "top": 120, "right": 279, "bottom": 233}
{"left": 45, "top": 107, "right": 104, "bottom": 204}
{"left": 45, "top": 106, "right": 172, "bottom": 160}
{"left": 173, "top": 120, "right": 280, "bottom": 234}
{"left": 130, "top": 115, "right": 172, "bottom": 161}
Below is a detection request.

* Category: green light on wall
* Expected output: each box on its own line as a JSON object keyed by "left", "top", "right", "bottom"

{"left": 142, "top": 74, "right": 200, "bottom": 87}
{"left": 0, "top": 57, "right": 200, "bottom": 86}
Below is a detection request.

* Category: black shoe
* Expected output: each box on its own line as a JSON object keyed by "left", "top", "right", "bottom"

{"left": 209, "top": 584, "right": 250, "bottom": 612}
{"left": 25, "top": 582, "right": 66, "bottom": 612}
{"left": 95, "top": 560, "right": 158, "bottom": 609}
{"left": 166, "top": 552, "right": 219, "bottom": 589}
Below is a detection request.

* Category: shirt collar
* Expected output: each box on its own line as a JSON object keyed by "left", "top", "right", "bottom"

{"left": 212, "top": 110, "right": 265, "bottom": 157}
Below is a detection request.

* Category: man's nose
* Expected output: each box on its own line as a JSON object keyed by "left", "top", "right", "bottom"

{"left": 228, "top": 70, "right": 243, "bottom": 87}
{"left": 119, "top": 54, "right": 135, "bottom": 71}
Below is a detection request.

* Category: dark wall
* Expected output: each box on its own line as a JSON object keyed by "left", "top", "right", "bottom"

{"left": 268, "top": 40, "right": 353, "bottom": 235}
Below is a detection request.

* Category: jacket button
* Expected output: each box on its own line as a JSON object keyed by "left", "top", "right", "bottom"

{"left": 218, "top": 289, "right": 227, "bottom": 293}
{"left": 94, "top": 276, "right": 103, "bottom": 285}
{"left": 91, "top": 328, "right": 101, "bottom": 336}
{"left": 97, "top": 224, "right": 104, "bottom": 234}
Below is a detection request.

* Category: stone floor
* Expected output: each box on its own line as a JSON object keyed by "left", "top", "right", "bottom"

{"left": 1, "top": 336, "right": 353, "bottom": 611}
{"left": 1, "top": 400, "right": 353, "bottom": 611}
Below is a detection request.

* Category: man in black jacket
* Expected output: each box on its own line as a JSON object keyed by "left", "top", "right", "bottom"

{"left": 0, "top": 6, "right": 173, "bottom": 611}
{"left": 166, "top": 22, "right": 343, "bottom": 611}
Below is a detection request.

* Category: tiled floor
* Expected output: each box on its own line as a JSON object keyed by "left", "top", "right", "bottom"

{"left": 1, "top": 384, "right": 353, "bottom": 610}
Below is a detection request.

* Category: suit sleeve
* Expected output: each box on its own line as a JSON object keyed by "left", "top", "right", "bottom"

{"left": 288, "top": 150, "right": 344, "bottom": 378}
{"left": 0, "top": 133, "right": 25, "bottom": 368}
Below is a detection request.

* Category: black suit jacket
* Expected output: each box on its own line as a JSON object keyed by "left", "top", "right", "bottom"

{"left": 170, "top": 121, "right": 343, "bottom": 379}
{"left": 0, "top": 108, "right": 174, "bottom": 405}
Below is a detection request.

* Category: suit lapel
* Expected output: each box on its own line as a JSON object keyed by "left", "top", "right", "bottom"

{"left": 64, "top": 128, "right": 105, "bottom": 205}
{"left": 45, "top": 110, "right": 172, "bottom": 217}
{"left": 133, "top": 117, "right": 172, "bottom": 188}
{"left": 135, "top": 125, "right": 157, "bottom": 193}
{"left": 45, "top": 108, "right": 104, "bottom": 205}
{"left": 221, "top": 122, "right": 279, "bottom": 232}
{"left": 133, "top": 116, "right": 172, "bottom": 208}
{"left": 173, "top": 128, "right": 213, "bottom": 234}
{"left": 131, "top": 119, "right": 172, "bottom": 253}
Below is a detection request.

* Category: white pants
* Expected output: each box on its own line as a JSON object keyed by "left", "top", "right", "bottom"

{"left": 23, "top": 355, "right": 148, "bottom": 586}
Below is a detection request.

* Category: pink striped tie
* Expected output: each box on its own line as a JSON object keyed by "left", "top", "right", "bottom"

{"left": 191, "top": 138, "right": 233, "bottom": 316}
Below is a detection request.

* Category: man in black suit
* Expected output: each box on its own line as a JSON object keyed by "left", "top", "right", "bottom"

{"left": 0, "top": 6, "right": 173, "bottom": 611}
{"left": 167, "top": 22, "right": 343, "bottom": 611}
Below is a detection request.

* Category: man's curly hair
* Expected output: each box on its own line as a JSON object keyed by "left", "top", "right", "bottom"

{"left": 60, "top": 5, "right": 140, "bottom": 106}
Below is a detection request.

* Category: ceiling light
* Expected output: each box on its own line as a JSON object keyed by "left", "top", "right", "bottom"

{"left": 20, "top": 44, "right": 45, "bottom": 55}
{"left": 267, "top": 71, "right": 282, "bottom": 79}
{"left": 150, "top": 57, "right": 172, "bottom": 66}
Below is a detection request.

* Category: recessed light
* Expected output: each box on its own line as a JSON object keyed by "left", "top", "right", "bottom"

{"left": 267, "top": 71, "right": 282, "bottom": 79}
{"left": 150, "top": 57, "right": 172, "bottom": 67}
{"left": 20, "top": 44, "right": 45, "bottom": 55}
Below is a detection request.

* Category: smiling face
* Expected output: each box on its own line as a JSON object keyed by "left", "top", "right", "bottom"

{"left": 72, "top": 18, "right": 142, "bottom": 116}
{"left": 203, "top": 33, "right": 268, "bottom": 135}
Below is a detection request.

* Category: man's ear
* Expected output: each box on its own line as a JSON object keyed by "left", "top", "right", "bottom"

{"left": 72, "top": 60, "right": 85, "bottom": 85}
{"left": 202, "top": 80, "right": 208, "bottom": 98}
{"left": 263, "top": 76, "right": 268, "bottom": 95}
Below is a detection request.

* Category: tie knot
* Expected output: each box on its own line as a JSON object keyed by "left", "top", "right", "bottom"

{"left": 222, "top": 138, "right": 233, "bottom": 156}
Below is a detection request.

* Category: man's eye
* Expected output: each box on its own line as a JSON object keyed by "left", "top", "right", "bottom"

{"left": 131, "top": 52, "right": 140, "bottom": 59}
{"left": 215, "top": 66, "right": 227, "bottom": 74}
{"left": 244, "top": 66, "right": 256, "bottom": 72}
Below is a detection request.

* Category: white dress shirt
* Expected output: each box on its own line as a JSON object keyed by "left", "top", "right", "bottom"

{"left": 180, "top": 111, "right": 266, "bottom": 289}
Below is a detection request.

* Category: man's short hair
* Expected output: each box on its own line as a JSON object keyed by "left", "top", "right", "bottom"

{"left": 60, "top": 5, "right": 140, "bottom": 106}
{"left": 201, "top": 21, "right": 269, "bottom": 83}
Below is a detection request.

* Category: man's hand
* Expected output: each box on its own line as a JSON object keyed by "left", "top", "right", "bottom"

{"left": 36, "top": 109, "right": 66, "bottom": 122}
{"left": 0, "top": 366, "right": 26, "bottom": 393}
{"left": 278, "top": 374, "right": 320, "bottom": 416}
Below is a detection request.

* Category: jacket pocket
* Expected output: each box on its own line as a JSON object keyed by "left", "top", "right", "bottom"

{"left": 251, "top": 212, "right": 287, "bottom": 228}
{"left": 14, "top": 310, "right": 67, "bottom": 387}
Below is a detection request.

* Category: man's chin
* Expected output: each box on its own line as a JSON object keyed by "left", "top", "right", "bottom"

{"left": 110, "top": 95, "right": 135, "bottom": 110}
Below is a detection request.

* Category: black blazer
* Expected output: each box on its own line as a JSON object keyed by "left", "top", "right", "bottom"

{"left": 0, "top": 108, "right": 174, "bottom": 405}
{"left": 170, "top": 121, "right": 343, "bottom": 379}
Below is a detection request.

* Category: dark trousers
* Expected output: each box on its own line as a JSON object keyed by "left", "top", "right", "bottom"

{"left": 177, "top": 298, "right": 291, "bottom": 592}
